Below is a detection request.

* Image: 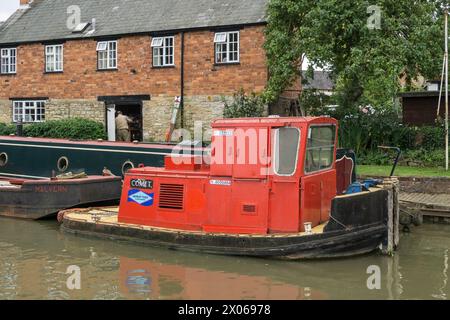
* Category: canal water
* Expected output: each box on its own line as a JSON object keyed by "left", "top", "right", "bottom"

{"left": 0, "top": 218, "right": 448, "bottom": 300}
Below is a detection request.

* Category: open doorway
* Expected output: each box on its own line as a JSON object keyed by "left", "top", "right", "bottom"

{"left": 102, "top": 95, "right": 150, "bottom": 142}
{"left": 115, "top": 103, "right": 143, "bottom": 142}
{"left": 106, "top": 102, "right": 143, "bottom": 142}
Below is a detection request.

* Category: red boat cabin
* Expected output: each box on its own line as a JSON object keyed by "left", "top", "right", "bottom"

{"left": 119, "top": 117, "right": 339, "bottom": 235}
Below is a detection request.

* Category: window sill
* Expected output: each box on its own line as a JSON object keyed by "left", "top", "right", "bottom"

{"left": 44, "top": 71, "right": 64, "bottom": 74}
{"left": 12, "top": 121, "right": 45, "bottom": 124}
{"left": 152, "top": 65, "right": 176, "bottom": 69}
{"left": 0, "top": 73, "right": 17, "bottom": 77}
{"left": 214, "top": 62, "right": 241, "bottom": 67}
{"left": 97, "top": 68, "right": 118, "bottom": 72}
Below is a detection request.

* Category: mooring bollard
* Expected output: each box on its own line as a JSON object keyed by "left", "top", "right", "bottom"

{"left": 16, "top": 117, "right": 23, "bottom": 137}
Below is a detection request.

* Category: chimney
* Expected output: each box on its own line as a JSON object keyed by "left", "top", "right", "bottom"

{"left": 19, "top": 0, "right": 32, "bottom": 7}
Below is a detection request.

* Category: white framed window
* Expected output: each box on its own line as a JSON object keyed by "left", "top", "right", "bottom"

{"left": 45, "top": 44, "right": 63, "bottom": 72}
{"left": 1, "top": 48, "right": 17, "bottom": 74}
{"left": 13, "top": 100, "right": 46, "bottom": 123}
{"left": 273, "top": 127, "right": 301, "bottom": 176}
{"left": 304, "top": 125, "right": 336, "bottom": 174}
{"left": 97, "top": 41, "right": 117, "bottom": 70}
{"left": 215, "top": 31, "right": 239, "bottom": 64}
{"left": 152, "top": 36, "right": 174, "bottom": 67}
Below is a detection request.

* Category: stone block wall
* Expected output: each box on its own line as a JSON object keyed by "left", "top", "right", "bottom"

{"left": 45, "top": 99, "right": 105, "bottom": 123}
{"left": 0, "top": 100, "right": 12, "bottom": 123}
{"left": 142, "top": 95, "right": 230, "bottom": 142}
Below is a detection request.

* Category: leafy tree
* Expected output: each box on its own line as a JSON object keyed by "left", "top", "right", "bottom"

{"left": 265, "top": 0, "right": 445, "bottom": 114}
{"left": 299, "top": 88, "right": 334, "bottom": 116}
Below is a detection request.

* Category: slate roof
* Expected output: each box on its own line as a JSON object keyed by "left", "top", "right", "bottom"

{"left": 302, "top": 71, "right": 335, "bottom": 91}
{"left": 0, "top": 0, "right": 268, "bottom": 45}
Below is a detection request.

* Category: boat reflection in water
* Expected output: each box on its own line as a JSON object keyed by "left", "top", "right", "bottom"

{"left": 0, "top": 218, "right": 449, "bottom": 300}
{"left": 119, "top": 257, "right": 327, "bottom": 300}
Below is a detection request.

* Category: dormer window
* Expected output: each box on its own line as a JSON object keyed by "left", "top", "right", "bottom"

{"left": 72, "top": 22, "right": 91, "bottom": 34}
{"left": 97, "top": 40, "right": 117, "bottom": 70}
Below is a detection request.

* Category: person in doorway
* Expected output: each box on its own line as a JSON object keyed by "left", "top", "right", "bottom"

{"left": 115, "top": 111, "right": 133, "bottom": 142}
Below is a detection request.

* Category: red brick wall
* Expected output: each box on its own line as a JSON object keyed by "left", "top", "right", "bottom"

{"left": 184, "top": 27, "right": 268, "bottom": 95}
{"left": 0, "top": 25, "right": 268, "bottom": 100}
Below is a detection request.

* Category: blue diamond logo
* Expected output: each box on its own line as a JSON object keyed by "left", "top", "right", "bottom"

{"left": 128, "top": 189, "right": 154, "bottom": 206}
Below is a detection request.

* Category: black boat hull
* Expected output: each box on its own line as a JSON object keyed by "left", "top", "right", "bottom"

{"left": 60, "top": 186, "right": 394, "bottom": 260}
{"left": 0, "top": 176, "right": 122, "bottom": 220}
{"left": 61, "top": 218, "right": 386, "bottom": 259}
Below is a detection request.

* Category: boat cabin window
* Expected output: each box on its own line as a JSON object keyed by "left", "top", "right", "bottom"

{"left": 305, "top": 125, "right": 336, "bottom": 173}
{"left": 273, "top": 127, "right": 300, "bottom": 176}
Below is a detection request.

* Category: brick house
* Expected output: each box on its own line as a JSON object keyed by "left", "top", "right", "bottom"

{"left": 0, "top": 0, "right": 294, "bottom": 141}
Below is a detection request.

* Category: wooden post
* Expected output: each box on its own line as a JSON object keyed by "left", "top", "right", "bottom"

{"left": 392, "top": 178, "right": 400, "bottom": 249}
{"left": 446, "top": 11, "right": 449, "bottom": 171}
{"left": 381, "top": 178, "right": 400, "bottom": 255}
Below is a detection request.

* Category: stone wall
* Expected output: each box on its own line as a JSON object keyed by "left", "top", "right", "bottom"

{"left": 1, "top": 96, "right": 228, "bottom": 142}
{"left": 183, "top": 95, "right": 228, "bottom": 141}
{"left": 0, "top": 100, "right": 12, "bottom": 123}
{"left": 142, "top": 96, "right": 173, "bottom": 142}
{"left": 359, "top": 175, "right": 450, "bottom": 195}
{"left": 396, "top": 176, "right": 450, "bottom": 195}
{"left": 142, "top": 95, "right": 230, "bottom": 142}
{"left": 45, "top": 99, "right": 105, "bottom": 123}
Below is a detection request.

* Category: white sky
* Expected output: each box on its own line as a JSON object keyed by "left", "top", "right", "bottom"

{"left": 0, "top": 0, "right": 19, "bottom": 22}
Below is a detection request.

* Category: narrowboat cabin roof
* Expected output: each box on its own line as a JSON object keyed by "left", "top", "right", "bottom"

{"left": 213, "top": 117, "right": 337, "bottom": 127}
{"left": 0, "top": 135, "right": 202, "bottom": 151}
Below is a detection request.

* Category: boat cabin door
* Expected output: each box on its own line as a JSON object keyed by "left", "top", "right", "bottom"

{"left": 300, "top": 125, "right": 337, "bottom": 229}
{"left": 268, "top": 126, "right": 302, "bottom": 233}
{"left": 106, "top": 104, "right": 116, "bottom": 142}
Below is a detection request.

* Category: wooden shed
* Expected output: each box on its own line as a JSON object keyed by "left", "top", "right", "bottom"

{"left": 400, "top": 91, "right": 445, "bottom": 126}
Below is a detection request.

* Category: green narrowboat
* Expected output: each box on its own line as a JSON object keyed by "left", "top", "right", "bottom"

{"left": 0, "top": 136, "right": 197, "bottom": 178}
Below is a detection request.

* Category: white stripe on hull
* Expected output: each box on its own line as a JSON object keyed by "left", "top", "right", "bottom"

{"left": 0, "top": 173, "right": 49, "bottom": 179}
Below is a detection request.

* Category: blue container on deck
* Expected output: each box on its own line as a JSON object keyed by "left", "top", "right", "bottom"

{"left": 345, "top": 179, "right": 381, "bottom": 195}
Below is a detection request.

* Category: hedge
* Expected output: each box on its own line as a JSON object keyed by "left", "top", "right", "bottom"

{"left": 0, "top": 118, "right": 106, "bottom": 140}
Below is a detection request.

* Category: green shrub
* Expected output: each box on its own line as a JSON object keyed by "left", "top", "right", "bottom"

{"left": 359, "top": 150, "right": 393, "bottom": 166}
{"left": 359, "top": 148, "right": 447, "bottom": 168}
{"left": 23, "top": 118, "right": 106, "bottom": 140}
{"left": 338, "top": 110, "right": 448, "bottom": 150}
{"left": 0, "top": 123, "right": 17, "bottom": 136}
{"left": 223, "top": 89, "right": 266, "bottom": 118}
{"left": 402, "top": 149, "right": 446, "bottom": 167}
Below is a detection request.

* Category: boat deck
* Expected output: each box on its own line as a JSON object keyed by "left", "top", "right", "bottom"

{"left": 62, "top": 207, "right": 328, "bottom": 238}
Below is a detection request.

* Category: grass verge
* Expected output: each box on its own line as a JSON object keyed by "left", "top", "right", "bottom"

{"left": 357, "top": 165, "right": 450, "bottom": 178}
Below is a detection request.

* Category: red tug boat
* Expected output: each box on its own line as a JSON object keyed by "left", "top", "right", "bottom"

{"left": 62, "top": 117, "right": 399, "bottom": 260}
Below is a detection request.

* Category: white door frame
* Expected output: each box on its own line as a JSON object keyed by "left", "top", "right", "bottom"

{"left": 106, "top": 104, "right": 116, "bottom": 141}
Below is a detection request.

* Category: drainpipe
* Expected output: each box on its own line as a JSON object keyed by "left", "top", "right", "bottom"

{"left": 180, "top": 31, "right": 185, "bottom": 129}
